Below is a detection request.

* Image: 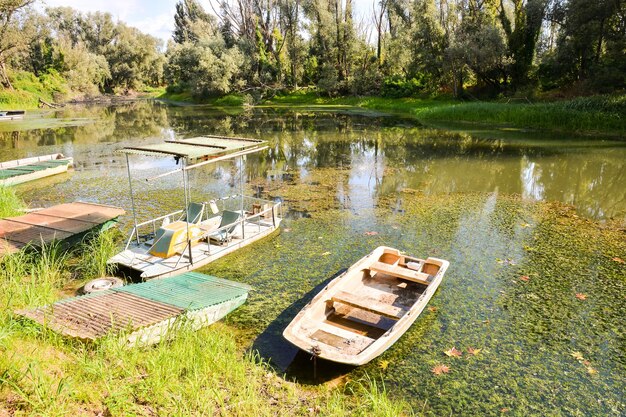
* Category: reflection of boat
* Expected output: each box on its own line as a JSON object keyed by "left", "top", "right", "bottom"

{"left": 16, "top": 271, "right": 251, "bottom": 346}
{"left": 0, "top": 110, "right": 25, "bottom": 120}
{"left": 108, "top": 136, "right": 282, "bottom": 280}
{"left": 283, "top": 246, "right": 449, "bottom": 365}
{"left": 0, "top": 153, "right": 73, "bottom": 186}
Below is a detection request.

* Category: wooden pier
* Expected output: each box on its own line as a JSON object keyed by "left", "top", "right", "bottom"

{"left": 16, "top": 272, "right": 251, "bottom": 345}
{"left": 0, "top": 201, "right": 125, "bottom": 256}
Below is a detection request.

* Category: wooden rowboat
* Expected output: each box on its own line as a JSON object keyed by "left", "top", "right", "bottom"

{"left": 283, "top": 246, "right": 449, "bottom": 365}
{"left": 0, "top": 153, "right": 73, "bottom": 186}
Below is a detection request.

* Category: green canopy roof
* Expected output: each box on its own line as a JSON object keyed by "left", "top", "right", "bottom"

{"left": 119, "top": 135, "right": 265, "bottom": 160}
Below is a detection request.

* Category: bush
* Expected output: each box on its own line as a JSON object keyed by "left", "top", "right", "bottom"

{"left": 381, "top": 76, "right": 425, "bottom": 98}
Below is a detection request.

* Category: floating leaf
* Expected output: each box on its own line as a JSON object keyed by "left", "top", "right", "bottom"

{"left": 444, "top": 347, "right": 462, "bottom": 357}
{"left": 571, "top": 351, "right": 584, "bottom": 361}
{"left": 431, "top": 364, "right": 450, "bottom": 375}
{"left": 575, "top": 293, "right": 587, "bottom": 300}
{"left": 612, "top": 257, "right": 625, "bottom": 264}
{"left": 496, "top": 258, "right": 516, "bottom": 266}
{"left": 378, "top": 360, "right": 390, "bottom": 371}
{"left": 519, "top": 275, "right": 530, "bottom": 282}
{"left": 467, "top": 347, "right": 482, "bottom": 356}
{"left": 364, "top": 231, "right": 379, "bottom": 236}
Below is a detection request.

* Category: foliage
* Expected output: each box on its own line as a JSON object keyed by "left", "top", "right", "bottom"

{"left": 0, "top": 186, "right": 25, "bottom": 217}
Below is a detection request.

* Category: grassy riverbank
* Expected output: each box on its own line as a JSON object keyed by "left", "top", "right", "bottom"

{"left": 0, "top": 190, "right": 411, "bottom": 416}
{"left": 263, "top": 92, "right": 626, "bottom": 136}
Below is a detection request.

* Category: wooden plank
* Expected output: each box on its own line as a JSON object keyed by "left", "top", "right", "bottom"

{"left": 37, "top": 202, "right": 124, "bottom": 224}
{"left": 3, "top": 213, "right": 95, "bottom": 234}
{"left": 330, "top": 290, "right": 406, "bottom": 320}
{"left": 325, "top": 313, "right": 388, "bottom": 338}
{"left": 18, "top": 292, "right": 183, "bottom": 340}
{"left": 0, "top": 221, "right": 73, "bottom": 244}
{"left": 369, "top": 261, "right": 432, "bottom": 286}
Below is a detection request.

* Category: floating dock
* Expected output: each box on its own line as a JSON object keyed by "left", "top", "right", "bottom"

{"left": 16, "top": 272, "right": 251, "bottom": 345}
{"left": 0, "top": 153, "right": 73, "bottom": 186}
{"left": 0, "top": 201, "right": 125, "bottom": 256}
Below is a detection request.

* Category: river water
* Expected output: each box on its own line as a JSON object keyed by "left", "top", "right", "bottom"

{"left": 1, "top": 101, "right": 624, "bottom": 416}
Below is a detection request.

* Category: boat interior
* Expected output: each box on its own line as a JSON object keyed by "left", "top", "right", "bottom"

{"left": 304, "top": 249, "right": 444, "bottom": 355}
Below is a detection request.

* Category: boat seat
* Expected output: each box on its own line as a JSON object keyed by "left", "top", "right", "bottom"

{"left": 369, "top": 261, "right": 433, "bottom": 286}
{"left": 329, "top": 291, "right": 406, "bottom": 320}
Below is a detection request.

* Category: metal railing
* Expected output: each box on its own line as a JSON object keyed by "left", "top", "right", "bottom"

{"left": 123, "top": 195, "right": 282, "bottom": 259}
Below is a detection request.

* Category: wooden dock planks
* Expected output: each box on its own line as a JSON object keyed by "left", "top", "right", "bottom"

{"left": 18, "top": 292, "right": 184, "bottom": 340}
{"left": 16, "top": 273, "right": 252, "bottom": 342}
{"left": 0, "top": 202, "right": 125, "bottom": 256}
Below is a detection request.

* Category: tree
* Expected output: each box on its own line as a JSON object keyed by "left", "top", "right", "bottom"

{"left": 498, "top": 0, "right": 549, "bottom": 89}
{"left": 0, "top": 0, "right": 35, "bottom": 88}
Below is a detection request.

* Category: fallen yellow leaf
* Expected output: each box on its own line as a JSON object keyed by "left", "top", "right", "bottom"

{"left": 570, "top": 351, "right": 584, "bottom": 361}
{"left": 444, "top": 347, "right": 462, "bottom": 357}
{"left": 612, "top": 257, "right": 625, "bottom": 264}
{"left": 378, "top": 360, "right": 390, "bottom": 371}
{"left": 467, "top": 347, "right": 482, "bottom": 356}
{"left": 575, "top": 293, "right": 587, "bottom": 300}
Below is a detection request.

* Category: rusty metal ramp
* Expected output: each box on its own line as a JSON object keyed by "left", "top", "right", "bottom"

{"left": 0, "top": 201, "right": 125, "bottom": 256}
{"left": 16, "top": 272, "right": 251, "bottom": 341}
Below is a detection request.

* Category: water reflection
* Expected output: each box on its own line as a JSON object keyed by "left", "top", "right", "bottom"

{"left": 1, "top": 101, "right": 624, "bottom": 224}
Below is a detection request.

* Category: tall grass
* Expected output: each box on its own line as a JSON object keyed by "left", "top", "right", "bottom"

{"left": 0, "top": 186, "right": 26, "bottom": 217}
{"left": 415, "top": 97, "right": 626, "bottom": 135}
{"left": 76, "top": 229, "right": 120, "bottom": 279}
{"left": 265, "top": 92, "right": 626, "bottom": 135}
{"left": 0, "top": 234, "right": 413, "bottom": 416}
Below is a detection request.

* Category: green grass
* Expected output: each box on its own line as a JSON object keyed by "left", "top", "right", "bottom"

{"left": 416, "top": 97, "right": 626, "bottom": 135}
{"left": 0, "top": 186, "right": 26, "bottom": 217}
{"left": 264, "top": 91, "right": 626, "bottom": 136}
{"left": 0, "top": 70, "right": 68, "bottom": 110}
{"left": 0, "top": 190, "right": 414, "bottom": 416}
{"left": 75, "top": 229, "right": 121, "bottom": 279}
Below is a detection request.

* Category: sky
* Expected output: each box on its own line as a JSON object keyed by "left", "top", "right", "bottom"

{"left": 43, "top": 0, "right": 376, "bottom": 46}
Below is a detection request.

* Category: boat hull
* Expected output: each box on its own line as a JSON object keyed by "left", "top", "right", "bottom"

{"left": 0, "top": 154, "right": 73, "bottom": 186}
{"left": 283, "top": 246, "right": 449, "bottom": 365}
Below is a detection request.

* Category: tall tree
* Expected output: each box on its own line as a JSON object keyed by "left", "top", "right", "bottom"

{"left": 0, "top": 0, "right": 35, "bottom": 88}
{"left": 498, "top": 0, "right": 549, "bottom": 88}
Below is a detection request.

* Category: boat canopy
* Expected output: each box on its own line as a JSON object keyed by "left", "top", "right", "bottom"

{"left": 118, "top": 136, "right": 266, "bottom": 160}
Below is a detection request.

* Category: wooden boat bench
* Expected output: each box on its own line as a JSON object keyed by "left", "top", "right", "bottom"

{"left": 369, "top": 261, "right": 434, "bottom": 286}
{"left": 328, "top": 290, "right": 406, "bottom": 320}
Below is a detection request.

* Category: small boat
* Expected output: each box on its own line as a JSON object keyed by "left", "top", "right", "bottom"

{"left": 283, "top": 246, "right": 449, "bottom": 365}
{"left": 0, "top": 110, "right": 25, "bottom": 121}
{"left": 108, "top": 136, "right": 282, "bottom": 280}
{"left": 0, "top": 153, "right": 73, "bottom": 186}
